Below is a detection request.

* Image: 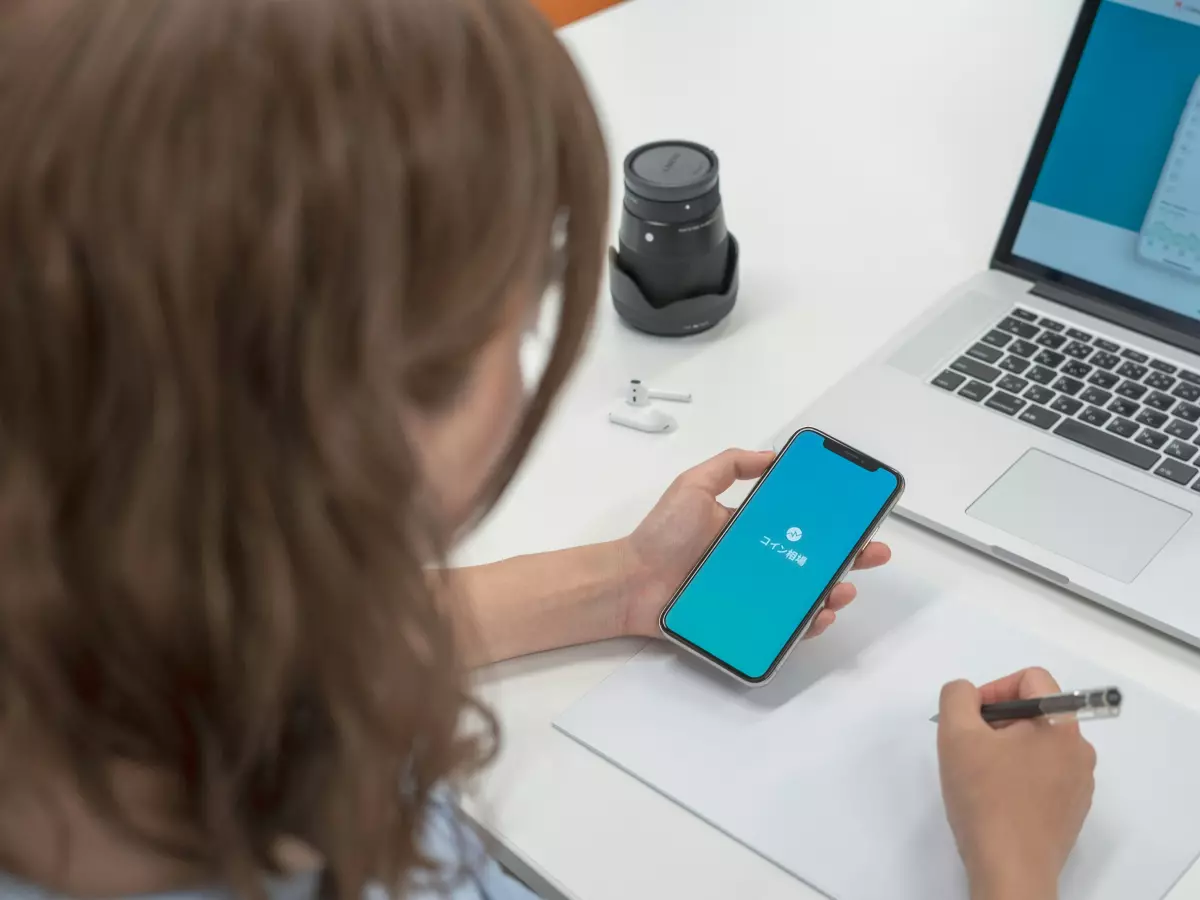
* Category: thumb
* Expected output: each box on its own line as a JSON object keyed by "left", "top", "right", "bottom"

{"left": 680, "top": 448, "right": 774, "bottom": 496}
{"left": 938, "top": 679, "right": 988, "bottom": 735}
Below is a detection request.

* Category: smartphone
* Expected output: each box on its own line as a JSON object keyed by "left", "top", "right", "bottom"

{"left": 659, "top": 428, "right": 904, "bottom": 685}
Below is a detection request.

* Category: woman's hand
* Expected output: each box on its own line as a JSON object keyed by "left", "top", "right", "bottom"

{"left": 938, "top": 668, "right": 1097, "bottom": 900}
{"left": 618, "top": 448, "right": 892, "bottom": 639}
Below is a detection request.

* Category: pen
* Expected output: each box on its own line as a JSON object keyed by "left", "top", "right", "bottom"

{"left": 930, "top": 686, "right": 1123, "bottom": 725}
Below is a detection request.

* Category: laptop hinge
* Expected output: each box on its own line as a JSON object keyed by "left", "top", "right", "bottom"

{"left": 1031, "top": 280, "right": 1200, "bottom": 358}
{"left": 1030, "top": 279, "right": 1100, "bottom": 311}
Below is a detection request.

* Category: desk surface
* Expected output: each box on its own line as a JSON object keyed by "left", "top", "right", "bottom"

{"left": 455, "top": 1, "right": 1200, "bottom": 897}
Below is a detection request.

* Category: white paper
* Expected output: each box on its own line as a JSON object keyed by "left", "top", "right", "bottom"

{"left": 556, "top": 578, "right": 1200, "bottom": 900}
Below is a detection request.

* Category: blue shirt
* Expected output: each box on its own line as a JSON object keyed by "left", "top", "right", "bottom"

{"left": 0, "top": 802, "right": 536, "bottom": 900}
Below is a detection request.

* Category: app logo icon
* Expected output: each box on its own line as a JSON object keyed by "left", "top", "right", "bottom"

{"left": 786, "top": 526, "right": 803, "bottom": 542}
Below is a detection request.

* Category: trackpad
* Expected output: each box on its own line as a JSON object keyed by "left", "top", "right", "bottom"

{"left": 967, "top": 449, "right": 1190, "bottom": 584}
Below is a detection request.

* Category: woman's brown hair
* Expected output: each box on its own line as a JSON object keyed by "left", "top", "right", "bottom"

{"left": 0, "top": 0, "right": 607, "bottom": 895}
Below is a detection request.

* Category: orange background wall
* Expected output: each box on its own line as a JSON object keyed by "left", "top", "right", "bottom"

{"left": 535, "top": 0, "right": 622, "bottom": 28}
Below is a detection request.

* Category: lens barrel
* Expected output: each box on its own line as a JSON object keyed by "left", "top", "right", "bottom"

{"left": 617, "top": 141, "right": 732, "bottom": 309}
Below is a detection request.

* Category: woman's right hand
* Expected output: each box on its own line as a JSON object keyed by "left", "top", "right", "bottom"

{"left": 937, "top": 667, "right": 1097, "bottom": 900}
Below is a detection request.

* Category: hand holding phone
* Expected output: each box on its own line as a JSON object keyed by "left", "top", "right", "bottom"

{"left": 659, "top": 429, "right": 904, "bottom": 684}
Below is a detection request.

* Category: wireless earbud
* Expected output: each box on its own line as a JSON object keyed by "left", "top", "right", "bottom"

{"left": 609, "top": 379, "right": 692, "bottom": 434}
{"left": 624, "top": 379, "right": 692, "bottom": 406}
{"left": 627, "top": 379, "right": 650, "bottom": 407}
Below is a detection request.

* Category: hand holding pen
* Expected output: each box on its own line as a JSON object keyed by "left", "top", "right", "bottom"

{"left": 936, "top": 668, "right": 1098, "bottom": 900}
{"left": 931, "top": 684, "right": 1122, "bottom": 724}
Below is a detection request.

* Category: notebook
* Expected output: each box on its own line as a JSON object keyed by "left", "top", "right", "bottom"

{"left": 556, "top": 565, "right": 1200, "bottom": 900}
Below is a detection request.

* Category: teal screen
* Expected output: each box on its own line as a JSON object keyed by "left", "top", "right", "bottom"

{"left": 663, "top": 431, "right": 898, "bottom": 680}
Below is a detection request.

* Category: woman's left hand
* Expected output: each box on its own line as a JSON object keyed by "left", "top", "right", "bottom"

{"left": 619, "top": 448, "right": 892, "bottom": 639}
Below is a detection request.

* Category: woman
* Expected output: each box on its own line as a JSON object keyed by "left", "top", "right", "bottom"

{"left": 0, "top": 0, "right": 1093, "bottom": 898}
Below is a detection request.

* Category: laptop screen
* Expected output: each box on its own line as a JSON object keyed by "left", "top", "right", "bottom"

{"left": 1008, "top": 0, "right": 1200, "bottom": 324}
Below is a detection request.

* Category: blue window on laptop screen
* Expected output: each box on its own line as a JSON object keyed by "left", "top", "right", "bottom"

{"left": 1012, "top": 0, "right": 1200, "bottom": 322}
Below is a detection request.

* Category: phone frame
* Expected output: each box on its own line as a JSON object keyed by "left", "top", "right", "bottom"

{"left": 658, "top": 428, "right": 905, "bottom": 686}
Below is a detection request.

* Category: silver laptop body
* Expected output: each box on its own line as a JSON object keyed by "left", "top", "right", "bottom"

{"left": 777, "top": 0, "right": 1200, "bottom": 645}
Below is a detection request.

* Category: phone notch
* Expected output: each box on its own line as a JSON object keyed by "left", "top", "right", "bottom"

{"left": 821, "top": 436, "right": 882, "bottom": 472}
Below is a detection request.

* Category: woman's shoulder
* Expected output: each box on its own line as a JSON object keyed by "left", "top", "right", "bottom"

{"left": 0, "top": 864, "right": 534, "bottom": 900}
{"left": 0, "top": 802, "right": 537, "bottom": 900}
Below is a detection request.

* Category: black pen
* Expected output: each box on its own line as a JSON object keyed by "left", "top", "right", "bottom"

{"left": 931, "top": 685, "right": 1123, "bottom": 725}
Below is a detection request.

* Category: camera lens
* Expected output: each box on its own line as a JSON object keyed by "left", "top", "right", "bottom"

{"left": 617, "top": 141, "right": 731, "bottom": 309}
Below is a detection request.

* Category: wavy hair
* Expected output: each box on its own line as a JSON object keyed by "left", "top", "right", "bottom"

{"left": 0, "top": 0, "right": 608, "bottom": 895}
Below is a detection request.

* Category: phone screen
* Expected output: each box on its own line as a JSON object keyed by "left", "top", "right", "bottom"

{"left": 661, "top": 429, "right": 902, "bottom": 682}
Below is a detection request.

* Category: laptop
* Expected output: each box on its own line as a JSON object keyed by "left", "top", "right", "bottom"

{"left": 777, "top": 0, "right": 1200, "bottom": 645}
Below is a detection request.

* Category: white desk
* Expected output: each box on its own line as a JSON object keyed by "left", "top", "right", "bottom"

{"left": 454, "top": 1, "right": 1200, "bottom": 897}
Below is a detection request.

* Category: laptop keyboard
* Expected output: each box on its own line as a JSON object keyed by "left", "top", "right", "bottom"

{"left": 930, "top": 307, "right": 1200, "bottom": 493}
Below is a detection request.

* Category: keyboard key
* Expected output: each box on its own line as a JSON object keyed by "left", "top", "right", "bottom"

{"left": 1122, "top": 348, "right": 1149, "bottom": 364}
{"left": 1080, "top": 387, "right": 1112, "bottom": 406}
{"left": 1107, "top": 417, "right": 1139, "bottom": 439}
{"left": 1150, "top": 359, "right": 1178, "bottom": 374}
{"left": 981, "top": 330, "right": 1012, "bottom": 349}
{"left": 1024, "top": 385, "right": 1055, "bottom": 404}
{"left": 1062, "top": 360, "right": 1092, "bottom": 379}
{"left": 1136, "top": 408, "right": 1168, "bottom": 429}
{"left": 1177, "top": 403, "right": 1200, "bottom": 423}
{"left": 1052, "top": 376, "right": 1084, "bottom": 396}
{"left": 951, "top": 356, "right": 1002, "bottom": 383}
{"left": 1000, "top": 355, "right": 1031, "bottom": 374}
{"left": 1145, "top": 391, "right": 1175, "bottom": 413}
{"left": 1093, "top": 338, "right": 1120, "bottom": 353}
{"left": 1117, "top": 361, "right": 1148, "bottom": 380}
{"left": 1090, "top": 351, "right": 1120, "bottom": 371}
{"left": 1035, "top": 350, "right": 1066, "bottom": 368}
{"left": 1167, "top": 419, "right": 1199, "bottom": 441}
{"left": 1036, "top": 332, "right": 1067, "bottom": 350}
{"left": 1108, "top": 397, "right": 1140, "bottom": 418}
{"left": 1050, "top": 395, "right": 1083, "bottom": 416}
{"left": 967, "top": 343, "right": 1004, "bottom": 364}
{"left": 1056, "top": 419, "right": 1159, "bottom": 470}
{"left": 1000, "top": 317, "right": 1038, "bottom": 339}
{"left": 1039, "top": 318, "right": 1065, "bottom": 332}
{"left": 1066, "top": 328, "right": 1092, "bottom": 342}
{"left": 932, "top": 370, "right": 967, "bottom": 392}
{"left": 1063, "top": 341, "right": 1093, "bottom": 361}
{"left": 1009, "top": 339, "right": 1037, "bottom": 359}
{"left": 1104, "top": 420, "right": 1132, "bottom": 441}
{"left": 1136, "top": 429, "right": 1169, "bottom": 450}
{"left": 1019, "top": 406, "right": 1061, "bottom": 430}
{"left": 1011, "top": 308, "right": 1039, "bottom": 322}
{"left": 1081, "top": 406, "right": 1111, "bottom": 427}
{"left": 998, "top": 374, "right": 1029, "bottom": 394}
{"left": 959, "top": 381, "right": 992, "bottom": 402}
{"left": 1155, "top": 458, "right": 1198, "bottom": 486}
{"left": 1088, "top": 370, "right": 1120, "bottom": 389}
{"left": 1180, "top": 369, "right": 1200, "bottom": 386}
{"left": 985, "top": 391, "right": 1026, "bottom": 416}
{"left": 1173, "top": 382, "right": 1200, "bottom": 403}
{"left": 1166, "top": 440, "right": 1198, "bottom": 462}
{"left": 1028, "top": 366, "right": 1057, "bottom": 386}
{"left": 1146, "top": 371, "right": 1176, "bottom": 392}
{"left": 1117, "top": 381, "right": 1148, "bottom": 400}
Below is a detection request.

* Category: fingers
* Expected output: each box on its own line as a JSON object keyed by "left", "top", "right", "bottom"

{"left": 1081, "top": 736, "right": 1098, "bottom": 772}
{"left": 678, "top": 448, "right": 774, "bottom": 496}
{"left": 978, "top": 667, "right": 1062, "bottom": 706}
{"left": 938, "top": 679, "right": 989, "bottom": 735}
{"left": 852, "top": 542, "right": 891, "bottom": 570}
{"left": 1017, "top": 666, "right": 1062, "bottom": 699}
{"left": 825, "top": 582, "right": 857, "bottom": 611}
{"left": 804, "top": 608, "right": 836, "bottom": 640}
